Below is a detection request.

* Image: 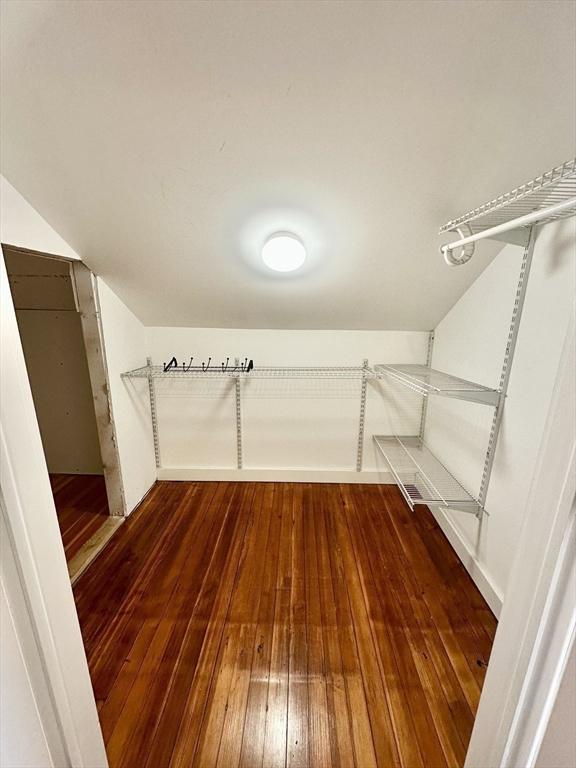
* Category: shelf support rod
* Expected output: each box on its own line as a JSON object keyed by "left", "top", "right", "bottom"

{"left": 356, "top": 359, "right": 369, "bottom": 472}
{"left": 146, "top": 356, "right": 161, "bottom": 469}
{"left": 478, "top": 226, "right": 536, "bottom": 507}
{"left": 440, "top": 197, "right": 576, "bottom": 265}
{"left": 419, "top": 330, "right": 435, "bottom": 440}
{"left": 234, "top": 357, "right": 243, "bottom": 470}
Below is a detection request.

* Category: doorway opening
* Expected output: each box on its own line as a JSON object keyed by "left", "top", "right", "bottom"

{"left": 3, "top": 245, "right": 124, "bottom": 581}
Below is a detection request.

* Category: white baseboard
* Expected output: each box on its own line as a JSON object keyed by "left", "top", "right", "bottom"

{"left": 157, "top": 467, "right": 394, "bottom": 484}
{"left": 430, "top": 505, "right": 503, "bottom": 617}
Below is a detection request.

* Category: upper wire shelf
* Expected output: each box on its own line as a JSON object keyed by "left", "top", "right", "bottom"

{"left": 374, "top": 364, "right": 500, "bottom": 407}
{"left": 439, "top": 159, "right": 576, "bottom": 235}
{"left": 439, "top": 159, "right": 576, "bottom": 265}
{"left": 122, "top": 364, "right": 375, "bottom": 380}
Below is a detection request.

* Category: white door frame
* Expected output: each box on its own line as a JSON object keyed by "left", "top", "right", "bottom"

{"left": 3, "top": 245, "right": 127, "bottom": 517}
{"left": 71, "top": 260, "right": 126, "bottom": 517}
{"left": 466, "top": 313, "right": 575, "bottom": 767}
{"left": 0, "top": 251, "right": 108, "bottom": 765}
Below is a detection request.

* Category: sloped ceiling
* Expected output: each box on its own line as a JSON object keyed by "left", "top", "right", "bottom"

{"left": 1, "top": 0, "right": 574, "bottom": 329}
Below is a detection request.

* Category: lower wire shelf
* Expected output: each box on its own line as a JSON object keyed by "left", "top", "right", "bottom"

{"left": 373, "top": 435, "right": 482, "bottom": 516}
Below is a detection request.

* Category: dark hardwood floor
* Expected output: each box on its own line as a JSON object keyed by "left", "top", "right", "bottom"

{"left": 51, "top": 474, "right": 109, "bottom": 563}
{"left": 74, "top": 481, "right": 497, "bottom": 768}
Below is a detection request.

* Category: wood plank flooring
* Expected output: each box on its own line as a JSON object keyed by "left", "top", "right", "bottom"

{"left": 74, "top": 481, "right": 497, "bottom": 768}
{"left": 50, "top": 473, "right": 109, "bottom": 563}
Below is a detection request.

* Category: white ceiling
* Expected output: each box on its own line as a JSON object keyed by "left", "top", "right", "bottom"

{"left": 1, "top": 0, "right": 574, "bottom": 330}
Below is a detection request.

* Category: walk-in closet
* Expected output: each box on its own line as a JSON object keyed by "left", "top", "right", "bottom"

{"left": 1, "top": 2, "right": 575, "bottom": 768}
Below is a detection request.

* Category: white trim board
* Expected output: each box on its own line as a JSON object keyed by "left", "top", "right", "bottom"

{"left": 158, "top": 467, "right": 395, "bottom": 483}
{"left": 72, "top": 263, "right": 126, "bottom": 517}
{"left": 430, "top": 506, "right": 503, "bottom": 617}
{"left": 508, "top": 506, "right": 575, "bottom": 767}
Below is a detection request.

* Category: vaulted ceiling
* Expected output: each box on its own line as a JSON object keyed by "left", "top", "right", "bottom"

{"left": 1, "top": 0, "right": 574, "bottom": 329}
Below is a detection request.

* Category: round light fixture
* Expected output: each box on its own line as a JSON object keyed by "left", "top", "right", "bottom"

{"left": 261, "top": 233, "right": 306, "bottom": 272}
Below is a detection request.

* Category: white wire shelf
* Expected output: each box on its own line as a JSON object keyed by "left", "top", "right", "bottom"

{"left": 374, "top": 363, "right": 500, "bottom": 407}
{"left": 440, "top": 159, "right": 576, "bottom": 236}
{"left": 439, "top": 159, "right": 576, "bottom": 265}
{"left": 374, "top": 435, "right": 481, "bottom": 515}
{"left": 121, "top": 364, "right": 375, "bottom": 380}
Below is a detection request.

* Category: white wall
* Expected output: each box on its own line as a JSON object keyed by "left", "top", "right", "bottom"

{"left": 97, "top": 278, "right": 156, "bottom": 512}
{"left": 426, "top": 218, "right": 575, "bottom": 613}
{"left": 146, "top": 328, "right": 428, "bottom": 478}
{"left": 0, "top": 175, "right": 80, "bottom": 259}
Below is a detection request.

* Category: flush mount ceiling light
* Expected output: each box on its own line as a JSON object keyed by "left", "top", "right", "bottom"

{"left": 261, "top": 233, "right": 306, "bottom": 272}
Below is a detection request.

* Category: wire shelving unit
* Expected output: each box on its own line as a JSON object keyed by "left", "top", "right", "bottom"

{"left": 122, "top": 360, "right": 376, "bottom": 472}
{"left": 121, "top": 363, "right": 375, "bottom": 380}
{"left": 423, "top": 157, "right": 576, "bottom": 515}
{"left": 439, "top": 159, "right": 576, "bottom": 265}
{"left": 373, "top": 436, "right": 481, "bottom": 516}
{"left": 440, "top": 159, "right": 576, "bottom": 235}
{"left": 374, "top": 364, "right": 500, "bottom": 407}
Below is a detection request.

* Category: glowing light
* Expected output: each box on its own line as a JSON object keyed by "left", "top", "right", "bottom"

{"left": 261, "top": 234, "right": 306, "bottom": 272}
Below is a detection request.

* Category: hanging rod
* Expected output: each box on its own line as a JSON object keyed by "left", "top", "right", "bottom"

{"left": 441, "top": 196, "right": 576, "bottom": 265}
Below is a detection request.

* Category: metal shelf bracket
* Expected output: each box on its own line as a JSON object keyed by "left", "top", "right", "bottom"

{"left": 234, "top": 357, "right": 243, "bottom": 470}
{"left": 478, "top": 228, "right": 536, "bottom": 507}
{"left": 146, "top": 356, "right": 161, "bottom": 469}
{"left": 356, "top": 359, "right": 369, "bottom": 471}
